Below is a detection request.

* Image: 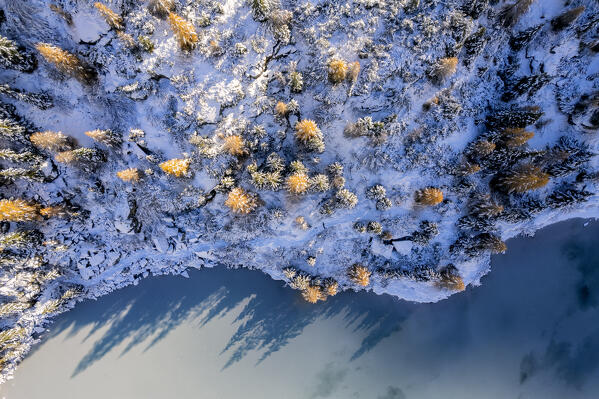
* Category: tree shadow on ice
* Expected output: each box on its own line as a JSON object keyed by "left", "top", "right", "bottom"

{"left": 37, "top": 266, "right": 414, "bottom": 378}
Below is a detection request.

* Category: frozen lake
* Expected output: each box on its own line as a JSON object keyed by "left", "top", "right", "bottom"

{"left": 2, "top": 218, "right": 599, "bottom": 399}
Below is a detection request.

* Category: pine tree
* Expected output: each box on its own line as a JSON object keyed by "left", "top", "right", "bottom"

{"left": 551, "top": 6, "right": 585, "bottom": 31}
{"left": 168, "top": 12, "right": 198, "bottom": 50}
{"left": 367, "top": 221, "right": 383, "bottom": 235}
{"left": 0, "top": 230, "right": 41, "bottom": 250}
{"left": 289, "top": 71, "right": 303, "bottom": 93}
{"left": 36, "top": 43, "right": 96, "bottom": 82}
{"left": 0, "top": 84, "right": 53, "bottom": 110}
{"left": 476, "top": 233, "right": 507, "bottom": 254}
{"left": 0, "top": 35, "right": 36, "bottom": 72}
{"left": 328, "top": 59, "right": 348, "bottom": 83}
{"left": 457, "top": 215, "right": 496, "bottom": 232}
{"left": 0, "top": 167, "right": 44, "bottom": 182}
{"left": 469, "top": 140, "right": 496, "bottom": 158}
{"left": 486, "top": 106, "right": 543, "bottom": 130}
{"left": 0, "top": 199, "right": 39, "bottom": 221}
{"left": 0, "top": 35, "right": 23, "bottom": 65}
{"left": 159, "top": 158, "right": 190, "bottom": 177}
{"left": 462, "top": 0, "right": 489, "bottom": 19}
{"left": 94, "top": 2, "right": 123, "bottom": 30}
{"left": 335, "top": 188, "right": 358, "bottom": 208}
{"left": 497, "top": 164, "right": 549, "bottom": 193}
{"left": 455, "top": 161, "right": 481, "bottom": 176}
{"left": 481, "top": 147, "right": 542, "bottom": 172}
{"left": 0, "top": 149, "right": 42, "bottom": 164}
{"left": 509, "top": 24, "right": 542, "bottom": 51}
{"left": 463, "top": 27, "right": 487, "bottom": 66}
{"left": 410, "top": 221, "right": 439, "bottom": 244}
{"left": 348, "top": 263, "right": 371, "bottom": 286}
{"left": 501, "top": 73, "right": 550, "bottom": 101}
{"left": 225, "top": 187, "right": 257, "bottom": 214}
{"left": 546, "top": 187, "right": 592, "bottom": 208}
{"left": 0, "top": 301, "right": 31, "bottom": 318}
{"left": 0, "top": 118, "right": 25, "bottom": 140}
{"left": 415, "top": 187, "right": 444, "bottom": 205}
{"left": 30, "top": 131, "right": 72, "bottom": 151}
{"left": 138, "top": 35, "right": 155, "bottom": 52}
{"left": 249, "top": 0, "right": 280, "bottom": 19}
{"left": 309, "top": 174, "right": 329, "bottom": 192}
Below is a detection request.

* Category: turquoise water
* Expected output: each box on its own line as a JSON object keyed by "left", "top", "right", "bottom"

{"left": 2, "top": 219, "right": 599, "bottom": 399}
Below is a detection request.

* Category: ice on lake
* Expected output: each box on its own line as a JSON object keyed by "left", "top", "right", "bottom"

{"left": 2, "top": 219, "right": 599, "bottom": 399}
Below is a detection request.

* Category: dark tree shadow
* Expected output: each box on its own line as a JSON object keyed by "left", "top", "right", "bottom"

{"left": 33, "top": 266, "right": 416, "bottom": 378}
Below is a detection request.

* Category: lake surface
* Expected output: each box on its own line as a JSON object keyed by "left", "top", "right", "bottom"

{"left": 2, "top": 219, "right": 599, "bottom": 399}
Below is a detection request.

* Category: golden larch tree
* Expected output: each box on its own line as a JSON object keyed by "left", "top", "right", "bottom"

{"left": 348, "top": 61, "right": 360, "bottom": 82}
{"left": 94, "top": 2, "right": 123, "bottom": 30}
{"left": 36, "top": 43, "right": 95, "bottom": 81}
{"left": 302, "top": 285, "right": 326, "bottom": 303}
{"left": 275, "top": 101, "right": 288, "bottom": 117}
{"left": 0, "top": 199, "right": 39, "bottom": 221}
{"left": 415, "top": 187, "right": 444, "bottom": 206}
{"left": 159, "top": 158, "right": 190, "bottom": 177}
{"left": 437, "top": 274, "right": 465, "bottom": 291}
{"left": 323, "top": 279, "right": 338, "bottom": 296}
{"left": 117, "top": 168, "right": 140, "bottom": 183}
{"left": 286, "top": 172, "right": 309, "bottom": 195}
{"left": 498, "top": 164, "right": 549, "bottom": 193}
{"left": 222, "top": 135, "right": 245, "bottom": 156}
{"left": 430, "top": 57, "right": 458, "bottom": 82}
{"left": 348, "top": 264, "right": 371, "bottom": 286}
{"left": 30, "top": 131, "right": 71, "bottom": 151}
{"left": 328, "top": 59, "right": 348, "bottom": 83}
{"left": 225, "top": 187, "right": 257, "bottom": 214}
{"left": 168, "top": 12, "right": 198, "bottom": 50}
{"left": 295, "top": 120, "right": 321, "bottom": 143}
{"left": 502, "top": 128, "right": 534, "bottom": 147}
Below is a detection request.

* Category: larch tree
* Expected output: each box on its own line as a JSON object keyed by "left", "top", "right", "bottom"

{"left": 168, "top": 12, "right": 198, "bottom": 50}
{"left": 94, "top": 2, "right": 123, "bottom": 30}
{"left": 30, "top": 131, "right": 72, "bottom": 152}
{"left": 328, "top": 59, "right": 348, "bottom": 83}
{"left": 348, "top": 264, "right": 371, "bottom": 286}
{"left": 225, "top": 187, "right": 257, "bottom": 214}
{"left": 0, "top": 199, "right": 39, "bottom": 222}
{"left": 415, "top": 187, "right": 444, "bottom": 206}
{"left": 36, "top": 43, "right": 96, "bottom": 82}
{"left": 159, "top": 158, "right": 190, "bottom": 177}
{"left": 498, "top": 164, "right": 549, "bottom": 193}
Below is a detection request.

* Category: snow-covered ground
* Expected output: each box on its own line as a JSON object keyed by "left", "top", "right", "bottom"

{"left": 0, "top": 0, "right": 597, "bottom": 383}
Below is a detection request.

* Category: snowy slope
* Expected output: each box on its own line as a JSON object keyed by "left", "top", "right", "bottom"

{"left": 0, "top": 0, "right": 597, "bottom": 383}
